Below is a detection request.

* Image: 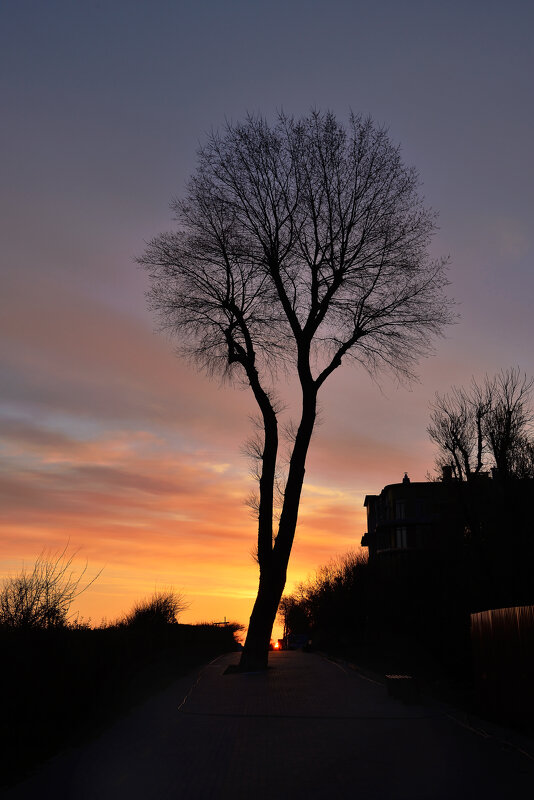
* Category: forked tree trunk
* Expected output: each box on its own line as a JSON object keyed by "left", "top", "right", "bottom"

{"left": 239, "top": 386, "right": 317, "bottom": 671}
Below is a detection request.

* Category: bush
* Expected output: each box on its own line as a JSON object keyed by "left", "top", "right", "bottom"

{"left": 279, "top": 551, "right": 370, "bottom": 645}
{"left": 121, "top": 590, "right": 189, "bottom": 628}
{"left": 0, "top": 548, "right": 99, "bottom": 630}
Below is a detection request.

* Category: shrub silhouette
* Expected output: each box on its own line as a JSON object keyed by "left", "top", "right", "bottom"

{"left": 0, "top": 548, "right": 99, "bottom": 630}
{"left": 279, "top": 551, "right": 370, "bottom": 646}
{"left": 122, "top": 590, "right": 188, "bottom": 628}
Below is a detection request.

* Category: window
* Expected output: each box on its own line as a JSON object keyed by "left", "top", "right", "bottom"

{"left": 395, "top": 527, "right": 408, "bottom": 549}
{"left": 376, "top": 526, "right": 412, "bottom": 552}
{"left": 395, "top": 500, "right": 406, "bottom": 520}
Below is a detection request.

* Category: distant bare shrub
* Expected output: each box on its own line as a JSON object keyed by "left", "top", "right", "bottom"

{"left": 0, "top": 547, "right": 100, "bottom": 630}
{"left": 122, "top": 590, "right": 189, "bottom": 628}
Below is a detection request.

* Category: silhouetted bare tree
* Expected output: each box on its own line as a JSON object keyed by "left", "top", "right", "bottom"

{"left": 140, "top": 110, "right": 453, "bottom": 669}
{"left": 428, "top": 384, "right": 489, "bottom": 480}
{"left": 429, "top": 368, "right": 534, "bottom": 480}
{"left": 0, "top": 547, "right": 99, "bottom": 629}
{"left": 486, "top": 368, "right": 534, "bottom": 478}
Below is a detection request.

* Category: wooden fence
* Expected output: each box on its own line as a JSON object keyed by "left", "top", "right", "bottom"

{"left": 471, "top": 605, "right": 534, "bottom": 731}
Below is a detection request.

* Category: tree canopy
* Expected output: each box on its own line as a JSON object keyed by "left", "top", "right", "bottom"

{"left": 142, "top": 111, "right": 450, "bottom": 383}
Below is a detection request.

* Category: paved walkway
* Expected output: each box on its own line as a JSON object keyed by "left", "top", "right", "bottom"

{"left": 6, "top": 650, "right": 534, "bottom": 799}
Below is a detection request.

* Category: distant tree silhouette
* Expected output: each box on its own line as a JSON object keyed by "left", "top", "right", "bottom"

{"left": 140, "top": 110, "right": 453, "bottom": 670}
{"left": 485, "top": 369, "right": 534, "bottom": 479}
{"left": 0, "top": 547, "right": 99, "bottom": 630}
{"left": 428, "top": 368, "right": 534, "bottom": 611}
{"left": 428, "top": 368, "right": 534, "bottom": 480}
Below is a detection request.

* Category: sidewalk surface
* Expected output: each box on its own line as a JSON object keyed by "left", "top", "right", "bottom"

{"left": 6, "top": 650, "right": 534, "bottom": 799}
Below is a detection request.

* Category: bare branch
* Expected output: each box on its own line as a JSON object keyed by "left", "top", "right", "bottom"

{"left": 428, "top": 368, "right": 534, "bottom": 480}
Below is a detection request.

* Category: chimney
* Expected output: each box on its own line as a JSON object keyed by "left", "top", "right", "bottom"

{"left": 442, "top": 464, "right": 453, "bottom": 483}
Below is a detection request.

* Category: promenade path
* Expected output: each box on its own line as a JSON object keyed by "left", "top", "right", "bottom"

{"left": 6, "top": 650, "right": 534, "bottom": 799}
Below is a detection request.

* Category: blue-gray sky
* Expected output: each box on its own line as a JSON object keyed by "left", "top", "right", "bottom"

{"left": 1, "top": 0, "right": 533, "bottom": 627}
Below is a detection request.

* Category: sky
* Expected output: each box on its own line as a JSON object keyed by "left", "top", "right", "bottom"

{"left": 1, "top": 0, "right": 533, "bottom": 635}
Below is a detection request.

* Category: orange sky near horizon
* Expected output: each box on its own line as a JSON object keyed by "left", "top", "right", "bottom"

{"left": 0, "top": 399, "right": 369, "bottom": 638}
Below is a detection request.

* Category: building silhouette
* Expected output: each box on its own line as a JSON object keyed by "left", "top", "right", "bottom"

{"left": 361, "top": 469, "right": 465, "bottom": 564}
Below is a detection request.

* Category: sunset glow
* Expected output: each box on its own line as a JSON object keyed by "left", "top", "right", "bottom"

{"left": 2, "top": 2, "right": 533, "bottom": 640}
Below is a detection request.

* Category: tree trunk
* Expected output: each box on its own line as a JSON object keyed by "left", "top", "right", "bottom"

{"left": 239, "top": 384, "right": 317, "bottom": 671}
{"left": 239, "top": 567, "right": 287, "bottom": 671}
